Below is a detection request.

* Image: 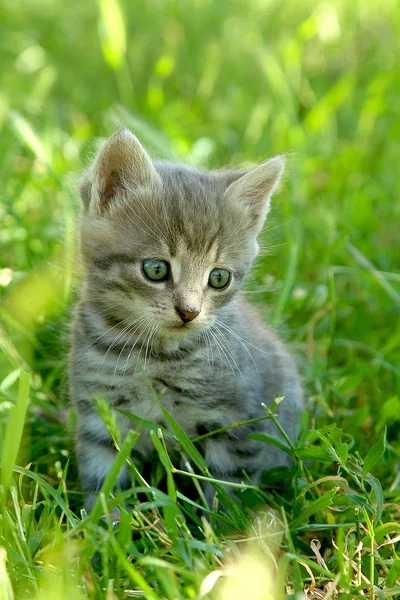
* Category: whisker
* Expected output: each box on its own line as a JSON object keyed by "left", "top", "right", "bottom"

{"left": 111, "top": 315, "right": 151, "bottom": 387}
{"left": 148, "top": 324, "right": 159, "bottom": 364}
{"left": 214, "top": 319, "right": 259, "bottom": 371}
{"left": 212, "top": 324, "right": 246, "bottom": 383}
{"left": 215, "top": 318, "right": 272, "bottom": 357}
{"left": 117, "top": 324, "right": 148, "bottom": 386}
{"left": 77, "top": 313, "right": 135, "bottom": 356}
{"left": 95, "top": 314, "right": 149, "bottom": 377}
{"left": 207, "top": 328, "right": 224, "bottom": 384}
{"left": 208, "top": 327, "right": 236, "bottom": 380}
{"left": 143, "top": 322, "right": 158, "bottom": 371}
{"left": 132, "top": 318, "right": 155, "bottom": 379}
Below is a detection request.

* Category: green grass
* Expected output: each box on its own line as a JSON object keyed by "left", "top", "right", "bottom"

{"left": 1, "top": 0, "right": 400, "bottom": 597}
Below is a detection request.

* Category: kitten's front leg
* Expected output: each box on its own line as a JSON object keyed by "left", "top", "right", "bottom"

{"left": 203, "top": 430, "right": 265, "bottom": 505}
{"left": 76, "top": 411, "right": 130, "bottom": 512}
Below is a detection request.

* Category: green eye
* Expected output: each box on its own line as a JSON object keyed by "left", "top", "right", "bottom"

{"left": 209, "top": 268, "right": 231, "bottom": 289}
{"left": 143, "top": 259, "right": 169, "bottom": 281}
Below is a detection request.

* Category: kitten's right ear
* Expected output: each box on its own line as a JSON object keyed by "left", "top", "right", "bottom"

{"left": 80, "top": 129, "right": 161, "bottom": 215}
{"left": 223, "top": 156, "right": 285, "bottom": 234}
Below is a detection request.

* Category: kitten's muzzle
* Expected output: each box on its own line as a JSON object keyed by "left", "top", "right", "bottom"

{"left": 175, "top": 306, "right": 200, "bottom": 323}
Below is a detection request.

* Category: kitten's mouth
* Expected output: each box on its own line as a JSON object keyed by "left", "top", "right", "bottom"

{"left": 166, "top": 322, "right": 200, "bottom": 333}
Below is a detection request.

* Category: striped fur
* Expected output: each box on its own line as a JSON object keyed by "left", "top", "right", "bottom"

{"left": 70, "top": 130, "right": 303, "bottom": 510}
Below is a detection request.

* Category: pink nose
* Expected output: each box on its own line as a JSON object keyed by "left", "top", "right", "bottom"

{"left": 175, "top": 307, "right": 200, "bottom": 323}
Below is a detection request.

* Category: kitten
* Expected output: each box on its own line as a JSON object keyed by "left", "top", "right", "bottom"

{"left": 70, "top": 129, "right": 303, "bottom": 511}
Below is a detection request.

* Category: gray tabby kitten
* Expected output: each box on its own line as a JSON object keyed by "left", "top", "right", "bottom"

{"left": 70, "top": 129, "right": 303, "bottom": 510}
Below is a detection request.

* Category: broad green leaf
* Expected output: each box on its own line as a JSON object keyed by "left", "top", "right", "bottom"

{"left": 296, "top": 445, "right": 334, "bottom": 463}
{"left": 300, "top": 426, "right": 349, "bottom": 466}
{"left": 362, "top": 427, "right": 386, "bottom": 481}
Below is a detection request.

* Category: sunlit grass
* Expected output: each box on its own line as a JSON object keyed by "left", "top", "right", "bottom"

{"left": 1, "top": 0, "right": 400, "bottom": 598}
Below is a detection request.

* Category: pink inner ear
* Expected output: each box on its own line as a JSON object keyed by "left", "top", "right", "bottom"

{"left": 101, "top": 169, "right": 124, "bottom": 208}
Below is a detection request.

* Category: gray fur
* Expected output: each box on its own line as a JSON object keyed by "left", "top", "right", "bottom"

{"left": 69, "top": 129, "right": 303, "bottom": 510}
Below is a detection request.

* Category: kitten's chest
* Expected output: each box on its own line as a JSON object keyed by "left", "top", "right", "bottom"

{"left": 115, "top": 356, "right": 241, "bottom": 453}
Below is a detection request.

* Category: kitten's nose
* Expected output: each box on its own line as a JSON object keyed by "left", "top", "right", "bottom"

{"left": 175, "top": 306, "right": 200, "bottom": 323}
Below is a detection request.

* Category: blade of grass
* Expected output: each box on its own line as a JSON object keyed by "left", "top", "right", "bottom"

{"left": 88, "top": 429, "right": 138, "bottom": 524}
{"left": 150, "top": 429, "right": 179, "bottom": 540}
{"left": 13, "top": 466, "right": 78, "bottom": 529}
{"left": 160, "top": 405, "right": 209, "bottom": 474}
{"left": 1, "top": 371, "right": 30, "bottom": 499}
{"left": 108, "top": 535, "right": 160, "bottom": 600}
{"left": 115, "top": 407, "right": 173, "bottom": 438}
{"left": 346, "top": 241, "right": 400, "bottom": 307}
{"left": 270, "top": 230, "right": 300, "bottom": 326}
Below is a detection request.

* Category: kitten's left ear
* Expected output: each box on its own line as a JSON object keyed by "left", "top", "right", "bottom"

{"left": 224, "top": 156, "right": 285, "bottom": 233}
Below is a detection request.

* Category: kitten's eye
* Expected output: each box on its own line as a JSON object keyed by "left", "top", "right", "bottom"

{"left": 209, "top": 268, "right": 231, "bottom": 289}
{"left": 143, "top": 259, "right": 169, "bottom": 282}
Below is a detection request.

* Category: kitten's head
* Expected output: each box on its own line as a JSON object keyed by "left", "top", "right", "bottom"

{"left": 79, "top": 129, "right": 284, "bottom": 345}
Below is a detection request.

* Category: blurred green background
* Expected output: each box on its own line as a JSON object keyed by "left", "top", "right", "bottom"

{"left": 1, "top": 0, "right": 400, "bottom": 474}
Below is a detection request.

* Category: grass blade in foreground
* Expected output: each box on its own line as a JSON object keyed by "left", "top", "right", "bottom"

{"left": 0, "top": 371, "right": 30, "bottom": 500}
{"left": 88, "top": 429, "right": 138, "bottom": 523}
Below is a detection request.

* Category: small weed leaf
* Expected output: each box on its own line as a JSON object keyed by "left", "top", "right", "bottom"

{"left": 290, "top": 488, "right": 339, "bottom": 531}
{"left": 27, "top": 530, "right": 45, "bottom": 557}
{"left": 374, "top": 522, "right": 400, "bottom": 545}
{"left": 365, "top": 473, "right": 384, "bottom": 523}
{"left": 270, "top": 394, "right": 285, "bottom": 412}
{"left": 297, "top": 426, "right": 349, "bottom": 466}
{"left": 387, "top": 559, "right": 400, "bottom": 588}
{"left": 362, "top": 426, "right": 387, "bottom": 482}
